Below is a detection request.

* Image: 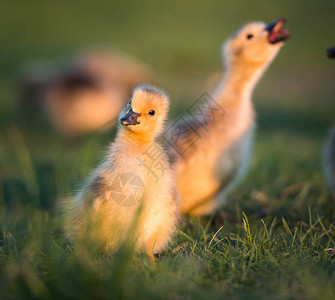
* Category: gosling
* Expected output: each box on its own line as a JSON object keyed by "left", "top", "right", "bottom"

{"left": 324, "top": 46, "right": 335, "bottom": 193}
{"left": 68, "top": 84, "right": 179, "bottom": 257}
{"left": 167, "top": 18, "right": 290, "bottom": 216}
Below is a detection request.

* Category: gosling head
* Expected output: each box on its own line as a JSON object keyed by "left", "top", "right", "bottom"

{"left": 223, "top": 18, "right": 290, "bottom": 70}
{"left": 119, "top": 84, "right": 170, "bottom": 140}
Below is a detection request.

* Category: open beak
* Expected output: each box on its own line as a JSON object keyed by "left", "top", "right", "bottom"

{"left": 120, "top": 109, "right": 141, "bottom": 126}
{"left": 266, "top": 18, "right": 290, "bottom": 44}
{"left": 327, "top": 47, "right": 335, "bottom": 59}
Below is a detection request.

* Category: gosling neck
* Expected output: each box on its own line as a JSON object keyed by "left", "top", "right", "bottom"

{"left": 215, "top": 61, "right": 267, "bottom": 105}
{"left": 116, "top": 127, "right": 156, "bottom": 148}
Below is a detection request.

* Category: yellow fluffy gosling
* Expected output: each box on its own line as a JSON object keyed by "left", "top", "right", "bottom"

{"left": 68, "top": 84, "right": 179, "bottom": 258}
{"left": 168, "top": 18, "right": 290, "bottom": 216}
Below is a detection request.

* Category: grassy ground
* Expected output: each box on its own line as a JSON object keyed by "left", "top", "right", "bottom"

{"left": 1, "top": 1, "right": 335, "bottom": 299}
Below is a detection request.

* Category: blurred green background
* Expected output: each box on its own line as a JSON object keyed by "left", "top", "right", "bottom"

{"left": 1, "top": 1, "right": 335, "bottom": 299}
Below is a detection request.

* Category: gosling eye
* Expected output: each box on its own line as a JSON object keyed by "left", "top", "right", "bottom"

{"left": 127, "top": 100, "right": 132, "bottom": 105}
{"left": 246, "top": 34, "right": 254, "bottom": 40}
{"left": 148, "top": 110, "right": 155, "bottom": 116}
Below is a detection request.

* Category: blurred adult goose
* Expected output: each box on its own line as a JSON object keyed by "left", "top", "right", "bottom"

{"left": 327, "top": 47, "right": 335, "bottom": 59}
{"left": 20, "top": 50, "right": 152, "bottom": 138}
{"left": 167, "top": 18, "right": 290, "bottom": 216}
{"left": 324, "top": 46, "right": 335, "bottom": 193}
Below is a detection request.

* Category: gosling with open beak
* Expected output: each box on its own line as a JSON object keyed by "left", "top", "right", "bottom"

{"left": 266, "top": 18, "right": 290, "bottom": 44}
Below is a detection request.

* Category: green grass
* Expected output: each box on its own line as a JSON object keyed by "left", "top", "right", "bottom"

{"left": 1, "top": 0, "right": 335, "bottom": 299}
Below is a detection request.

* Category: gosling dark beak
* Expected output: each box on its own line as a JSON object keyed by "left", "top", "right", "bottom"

{"left": 120, "top": 109, "right": 141, "bottom": 126}
{"left": 327, "top": 47, "right": 335, "bottom": 59}
{"left": 266, "top": 18, "right": 290, "bottom": 44}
